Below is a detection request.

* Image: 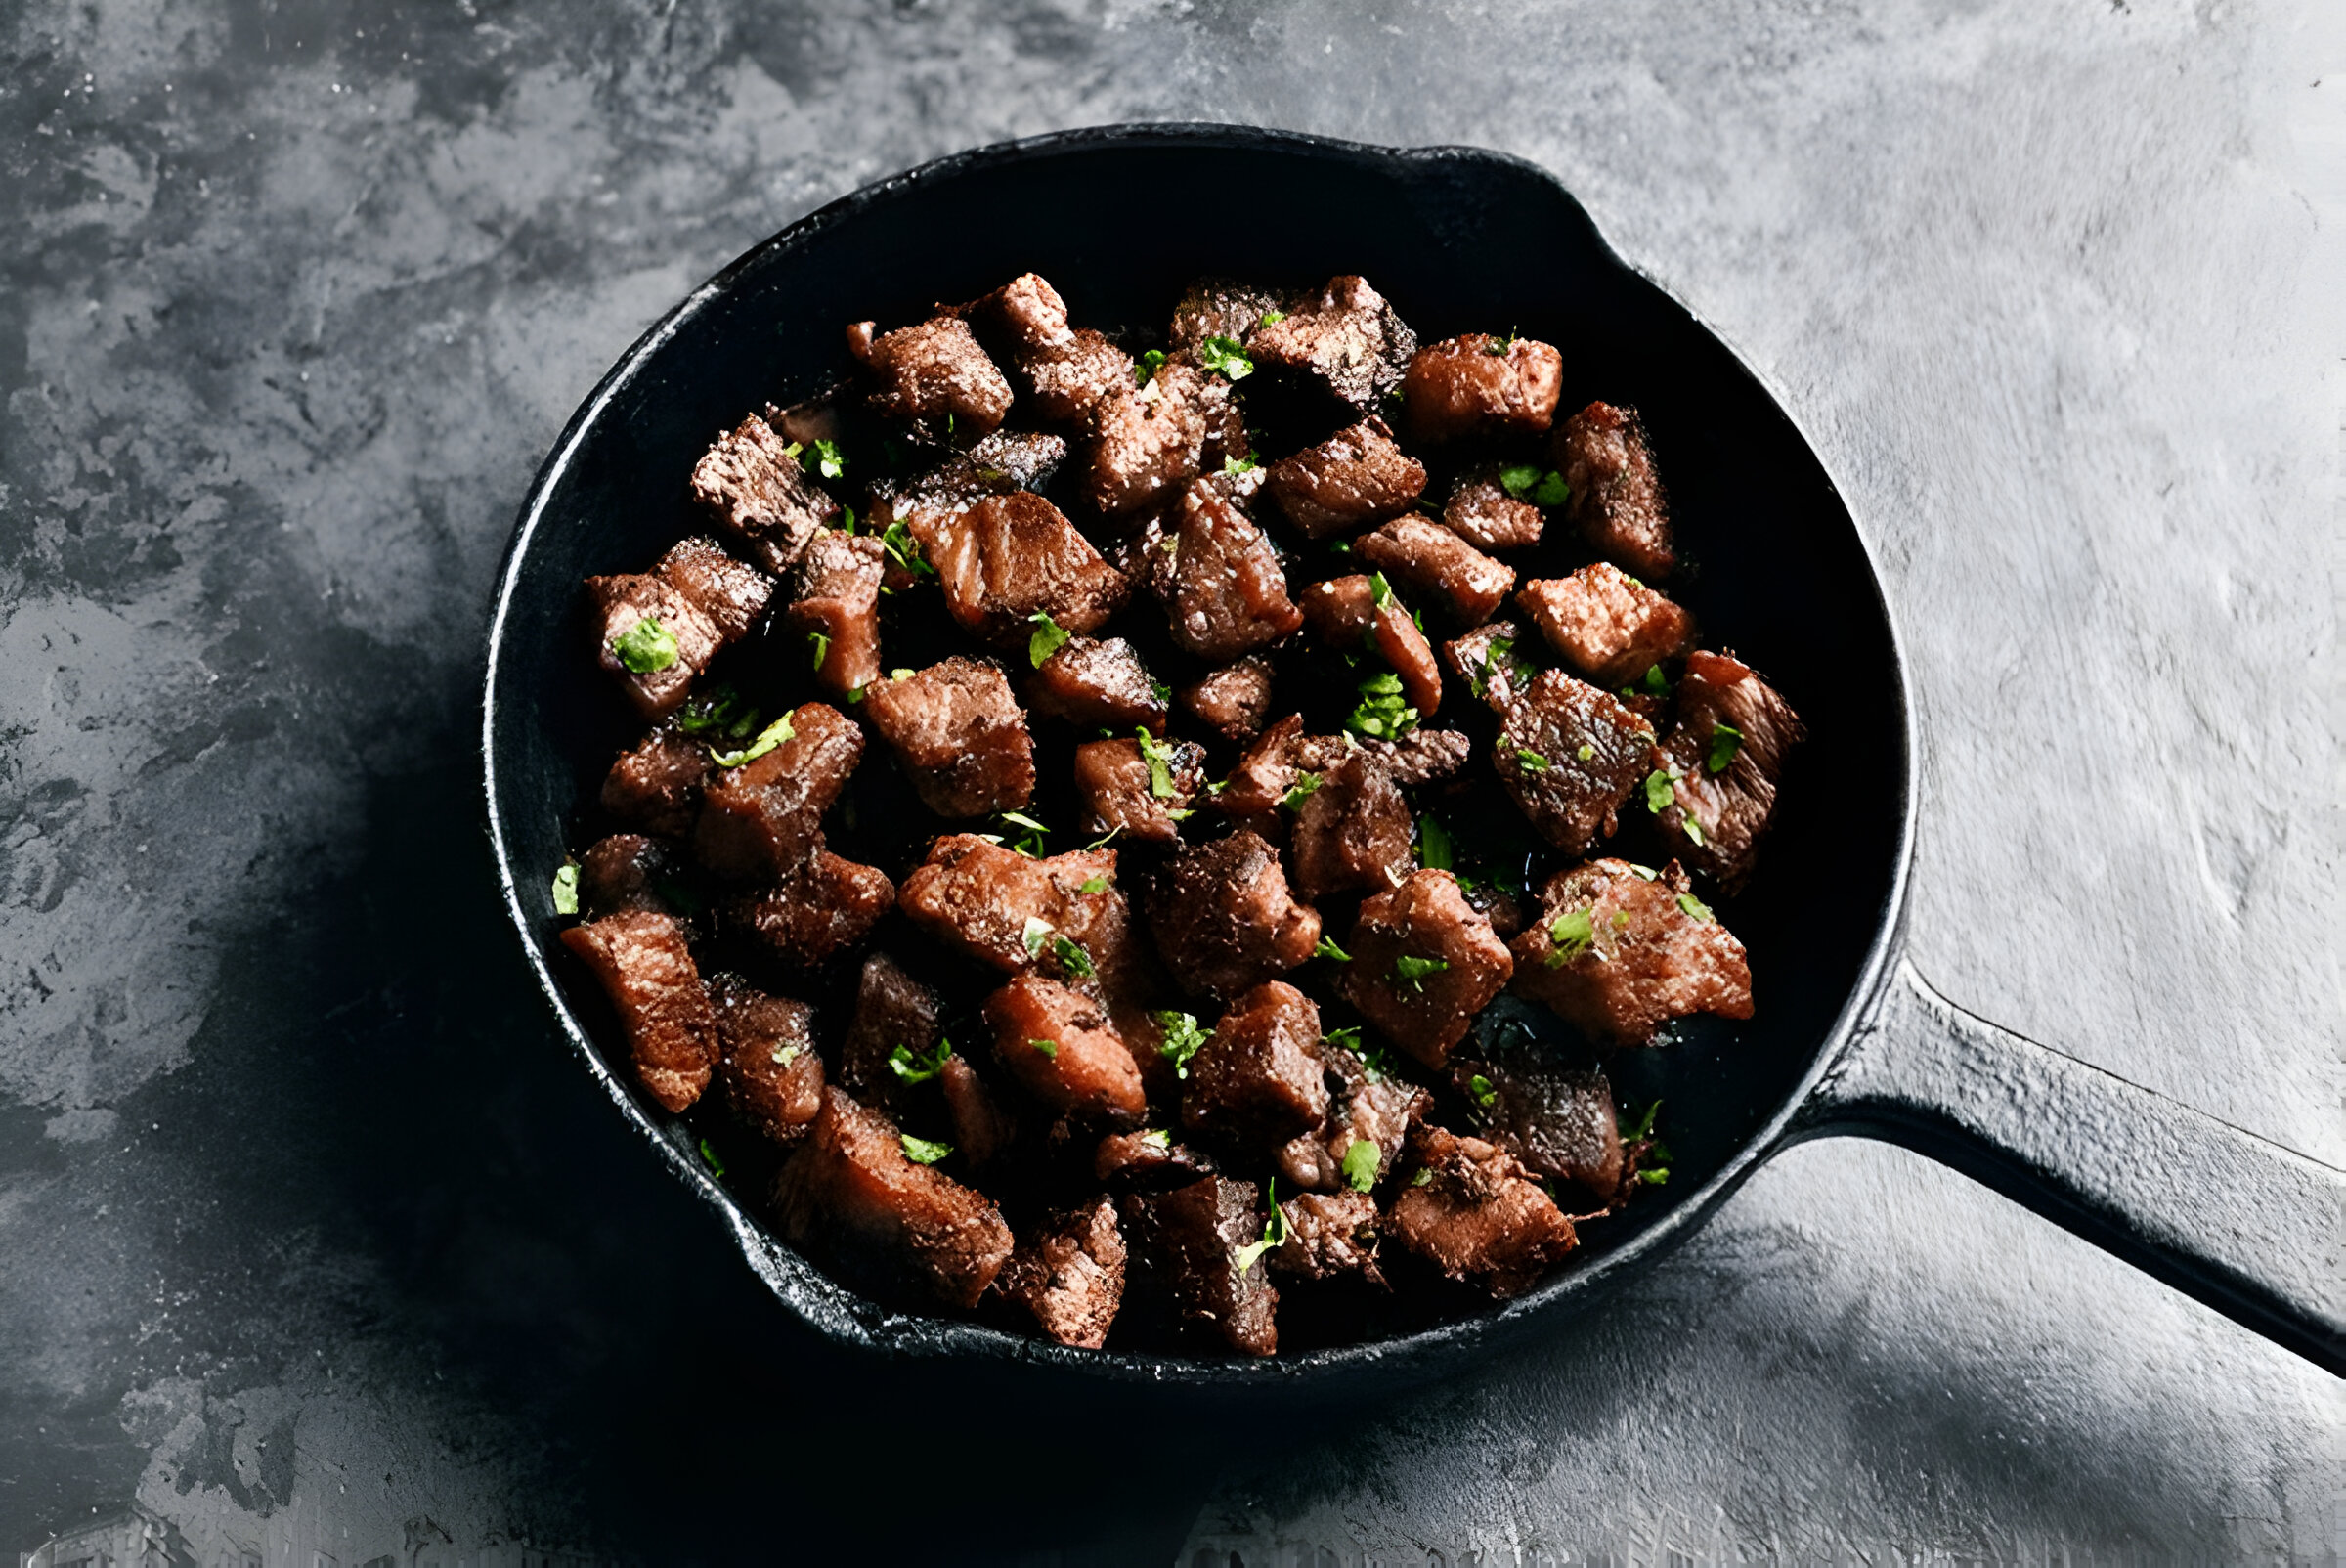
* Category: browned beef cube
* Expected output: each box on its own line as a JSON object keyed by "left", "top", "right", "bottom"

{"left": 982, "top": 972, "right": 1148, "bottom": 1125}
{"left": 1096, "top": 1128, "right": 1221, "bottom": 1190}
{"left": 1494, "top": 671, "right": 1660, "bottom": 855}
{"left": 1299, "top": 573, "right": 1444, "bottom": 717}
{"left": 938, "top": 1055, "right": 1016, "bottom": 1170}
{"left": 1244, "top": 275, "right": 1416, "bottom": 414}
{"left": 1401, "top": 333, "right": 1564, "bottom": 444}
{"left": 997, "top": 1197, "right": 1126, "bottom": 1349}
{"left": 1119, "top": 1175, "right": 1280, "bottom": 1356}
{"left": 871, "top": 431, "right": 1072, "bottom": 561}
{"left": 1161, "top": 481, "right": 1303, "bottom": 662}
{"left": 693, "top": 702, "right": 865, "bottom": 880}
{"left": 846, "top": 313, "right": 1012, "bottom": 447}
{"left": 1181, "top": 980, "right": 1329, "bottom": 1155}
{"left": 1441, "top": 620, "right": 1539, "bottom": 713}
{"left": 1555, "top": 401, "right": 1674, "bottom": 579}
{"left": 1179, "top": 656, "right": 1275, "bottom": 741}
{"left": 1387, "top": 1123, "right": 1577, "bottom": 1297}
{"left": 1516, "top": 563, "right": 1694, "bottom": 688}
{"left": 1214, "top": 714, "right": 1310, "bottom": 837}
{"left": 1289, "top": 1046, "right": 1432, "bottom": 1193}
{"left": 654, "top": 536, "right": 774, "bottom": 641}
{"left": 1086, "top": 358, "right": 1212, "bottom": 516}
{"left": 1144, "top": 831, "right": 1323, "bottom": 1002}
{"left": 1263, "top": 417, "right": 1426, "bottom": 539}
{"left": 1271, "top": 1190, "right": 1384, "bottom": 1284}
{"left": 1025, "top": 635, "right": 1167, "bottom": 734}
{"left": 1334, "top": 870, "right": 1514, "bottom": 1068}
{"left": 1329, "top": 727, "right": 1474, "bottom": 789}
{"left": 1290, "top": 752, "right": 1413, "bottom": 900}
{"left": 600, "top": 726, "right": 713, "bottom": 840}
{"left": 1073, "top": 736, "right": 1206, "bottom": 845}
{"left": 786, "top": 531, "right": 887, "bottom": 700}
{"left": 1509, "top": 857, "right": 1754, "bottom": 1045}
{"left": 584, "top": 573, "right": 724, "bottom": 720}
{"left": 1354, "top": 516, "right": 1515, "bottom": 626}
{"left": 708, "top": 976, "right": 824, "bottom": 1148}
{"left": 1171, "top": 277, "right": 1296, "bottom": 350}
{"left": 898, "top": 835, "right": 1120, "bottom": 976}
{"left": 908, "top": 491, "right": 1128, "bottom": 651}
{"left": 689, "top": 413, "right": 842, "bottom": 576}
{"left": 577, "top": 834, "right": 679, "bottom": 919}
{"left": 966, "top": 272, "right": 1135, "bottom": 426}
{"left": 1439, "top": 467, "right": 1546, "bottom": 552}
{"left": 1450, "top": 1057, "right": 1625, "bottom": 1209}
{"left": 836, "top": 951, "right": 943, "bottom": 1108}
{"left": 859, "top": 658, "right": 1035, "bottom": 818}
{"left": 730, "top": 849, "right": 894, "bottom": 968}
{"left": 771, "top": 1087, "right": 1014, "bottom": 1309}
{"left": 1651, "top": 650, "right": 1804, "bottom": 892}
{"left": 557, "top": 910, "right": 717, "bottom": 1112}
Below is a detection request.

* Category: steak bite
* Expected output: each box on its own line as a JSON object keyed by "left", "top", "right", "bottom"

{"left": 1096, "top": 1128, "right": 1221, "bottom": 1190}
{"left": 689, "top": 412, "right": 843, "bottom": 575}
{"left": 1441, "top": 619, "right": 1540, "bottom": 713}
{"left": 1025, "top": 635, "right": 1168, "bottom": 734}
{"left": 1442, "top": 467, "right": 1546, "bottom": 552}
{"left": 898, "top": 836, "right": 1121, "bottom": 977}
{"left": 654, "top": 536, "right": 774, "bottom": 641}
{"left": 1181, "top": 981, "right": 1330, "bottom": 1154}
{"left": 837, "top": 951, "right": 943, "bottom": 1108}
{"left": 1160, "top": 481, "right": 1304, "bottom": 662}
{"left": 1299, "top": 573, "right": 1444, "bottom": 717}
{"left": 1493, "top": 670, "right": 1660, "bottom": 855}
{"left": 1400, "top": 333, "right": 1565, "bottom": 444}
{"left": 708, "top": 976, "right": 825, "bottom": 1148}
{"left": 771, "top": 1087, "right": 1014, "bottom": 1310}
{"left": 1289, "top": 752, "right": 1414, "bottom": 901}
{"left": 1301, "top": 1042, "right": 1433, "bottom": 1192}
{"left": 1515, "top": 563, "right": 1693, "bottom": 688}
{"left": 1509, "top": 857, "right": 1754, "bottom": 1045}
{"left": 1072, "top": 735, "right": 1206, "bottom": 845}
{"left": 1354, "top": 516, "right": 1516, "bottom": 626}
{"left": 1555, "top": 401, "right": 1674, "bottom": 579}
{"left": 584, "top": 572, "right": 724, "bottom": 719}
{"left": 557, "top": 909, "right": 718, "bottom": 1112}
{"left": 1650, "top": 650, "right": 1804, "bottom": 892}
{"left": 998, "top": 1197, "right": 1127, "bottom": 1349}
{"left": 907, "top": 490, "right": 1129, "bottom": 650}
{"left": 845, "top": 313, "right": 1013, "bottom": 447}
{"left": 1334, "top": 870, "right": 1514, "bottom": 1068}
{"left": 729, "top": 849, "right": 895, "bottom": 968}
{"left": 577, "top": 834, "right": 681, "bottom": 919}
{"left": 1144, "top": 831, "right": 1323, "bottom": 1002}
{"left": 1330, "top": 727, "right": 1475, "bottom": 788}
{"left": 1119, "top": 1175, "right": 1280, "bottom": 1356}
{"left": 1171, "top": 277, "right": 1296, "bottom": 350}
{"left": 693, "top": 703, "right": 865, "bottom": 880}
{"left": 1086, "top": 356, "right": 1216, "bottom": 517}
{"left": 1244, "top": 274, "right": 1417, "bottom": 415}
{"left": 1449, "top": 1055, "right": 1627, "bottom": 1209}
{"left": 938, "top": 1056, "right": 1016, "bottom": 1171}
{"left": 982, "top": 972, "right": 1148, "bottom": 1126}
{"left": 787, "top": 531, "right": 887, "bottom": 700}
{"left": 859, "top": 658, "right": 1036, "bottom": 818}
{"left": 1387, "top": 1122, "right": 1577, "bottom": 1297}
{"left": 1271, "top": 1190, "right": 1384, "bottom": 1285}
{"left": 1263, "top": 417, "right": 1427, "bottom": 539}
{"left": 601, "top": 725, "right": 715, "bottom": 840}
{"left": 1214, "top": 714, "right": 1313, "bottom": 837}
{"left": 1179, "top": 656, "right": 1275, "bottom": 741}
{"left": 965, "top": 272, "right": 1133, "bottom": 426}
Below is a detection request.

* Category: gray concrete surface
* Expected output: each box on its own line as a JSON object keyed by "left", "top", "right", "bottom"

{"left": 2, "top": 0, "right": 2340, "bottom": 1561}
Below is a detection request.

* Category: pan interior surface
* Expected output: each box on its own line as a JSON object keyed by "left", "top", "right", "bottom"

{"left": 484, "top": 127, "right": 1911, "bottom": 1388}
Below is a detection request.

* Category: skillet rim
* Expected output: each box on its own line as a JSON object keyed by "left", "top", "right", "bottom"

{"left": 480, "top": 120, "right": 1921, "bottom": 1389}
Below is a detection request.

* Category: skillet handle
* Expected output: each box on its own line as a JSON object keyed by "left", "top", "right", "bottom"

{"left": 1794, "top": 958, "right": 2345, "bottom": 1375}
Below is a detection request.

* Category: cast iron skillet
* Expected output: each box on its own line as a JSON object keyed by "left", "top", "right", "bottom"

{"left": 482, "top": 124, "right": 2342, "bottom": 1387}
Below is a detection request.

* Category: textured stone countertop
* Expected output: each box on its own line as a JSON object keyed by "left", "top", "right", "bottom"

{"left": 2, "top": 1, "right": 2339, "bottom": 1562}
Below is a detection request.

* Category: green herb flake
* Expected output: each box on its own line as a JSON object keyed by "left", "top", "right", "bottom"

{"left": 1141, "top": 1128, "right": 1172, "bottom": 1152}
{"left": 1485, "top": 328, "right": 1517, "bottom": 356}
{"left": 1706, "top": 721, "right": 1745, "bottom": 774}
{"left": 1021, "top": 916, "right": 1054, "bottom": 958}
{"left": 1313, "top": 936, "right": 1353, "bottom": 963}
{"left": 1515, "top": 747, "right": 1551, "bottom": 772}
{"left": 1530, "top": 470, "right": 1571, "bottom": 507}
{"left": 550, "top": 859, "right": 581, "bottom": 915}
{"left": 1197, "top": 334, "right": 1254, "bottom": 382}
{"left": 1133, "top": 348, "right": 1166, "bottom": 386}
{"left": 1151, "top": 680, "right": 1173, "bottom": 705}
{"left": 1576, "top": 743, "right": 1595, "bottom": 762}
{"left": 1078, "top": 875, "right": 1109, "bottom": 894}
{"left": 900, "top": 1133, "right": 953, "bottom": 1164}
{"left": 1412, "top": 1166, "right": 1435, "bottom": 1187}
{"left": 891, "top": 668, "right": 915, "bottom": 681}
{"left": 1258, "top": 308, "right": 1286, "bottom": 326}
{"left": 809, "top": 438, "right": 846, "bottom": 480}
{"left": 807, "top": 630, "right": 831, "bottom": 671}
{"left": 1418, "top": 815, "right": 1455, "bottom": 871}
{"left": 1340, "top": 1138, "right": 1380, "bottom": 1193}
{"left": 1613, "top": 910, "right": 1631, "bottom": 928}
{"left": 1545, "top": 907, "right": 1595, "bottom": 966}
{"left": 698, "top": 1138, "right": 727, "bottom": 1179}
{"left": 709, "top": 711, "right": 798, "bottom": 768}
{"left": 1153, "top": 1010, "right": 1208, "bottom": 1078}
{"left": 840, "top": 505, "right": 857, "bottom": 535}
{"left": 889, "top": 1037, "right": 952, "bottom": 1084}
{"left": 1222, "top": 454, "right": 1261, "bottom": 475}
{"left": 1028, "top": 1037, "right": 1059, "bottom": 1060}
{"left": 1027, "top": 611, "right": 1072, "bottom": 670}
{"left": 610, "top": 616, "right": 679, "bottom": 675}
{"left": 1135, "top": 727, "right": 1181, "bottom": 799}
{"left": 1346, "top": 670, "right": 1419, "bottom": 741}
{"left": 1052, "top": 935, "right": 1096, "bottom": 980}
{"left": 676, "top": 683, "right": 758, "bottom": 739}
{"left": 1676, "top": 893, "right": 1715, "bottom": 923}
{"left": 1680, "top": 810, "right": 1706, "bottom": 848}
{"left": 773, "top": 1042, "right": 803, "bottom": 1067}
{"left": 1233, "top": 1179, "right": 1288, "bottom": 1274}
{"left": 1282, "top": 772, "right": 1324, "bottom": 810}
{"left": 880, "top": 519, "right": 934, "bottom": 579}
{"left": 1368, "top": 571, "right": 1396, "bottom": 610}
{"left": 1392, "top": 954, "right": 1451, "bottom": 991}
{"left": 1468, "top": 1073, "right": 1498, "bottom": 1109}
{"left": 1642, "top": 767, "right": 1681, "bottom": 814}
{"left": 1638, "top": 1166, "right": 1670, "bottom": 1185}
{"left": 1497, "top": 463, "right": 1543, "bottom": 500}
{"left": 1626, "top": 862, "right": 1661, "bottom": 882}
{"left": 1638, "top": 664, "right": 1670, "bottom": 696}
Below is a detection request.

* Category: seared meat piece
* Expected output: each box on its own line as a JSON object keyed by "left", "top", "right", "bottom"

{"left": 786, "top": 531, "right": 887, "bottom": 700}
{"left": 1271, "top": 1190, "right": 1384, "bottom": 1285}
{"left": 1320, "top": 727, "right": 1474, "bottom": 789}
{"left": 708, "top": 976, "right": 824, "bottom": 1148}
{"left": 898, "top": 836, "right": 1123, "bottom": 978}
{"left": 1555, "top": 401, "right": 1674, "bottom": 579}
{"left": 1072, "top": 735, "right": 1206, "bottom": 845}
{"left": 601, "top": 725, "right": 714, "bottom": 840}
{"left": 1493, "top": 671, "right": 1660, "bottom": 855}
{"left": 1354, "top": 516, "right": 1515, "bottom": 626}
{"left": 557, "top": 909, "right": 717, "bottom": 1112}
{"left": 1171, "top": 276, "right": 1295, "bottom": 350}
{"left": 772, "top": 1087, "right": 1014, "bottom": 1309}
{"left": 1650, "top": 650, "right": 1804, "bottom": 892}
{"left": 577, "top": 834, "right": 680, "bottom": 919}
{"left": 1181, "top": 981, "right": 1329, "bottom": 1155}
{"left": 870, "top": 430, "right": 1072, "bottom": 565}
{"left": 1289, "top": 752, "right": 1414, "bottom": 900}
{"left": 689, "top": 412, "right": 842, "bottom": 576}
{"left": 1120, "top": 1175, "right": 1280, "bottom": 1356}
{"left": 1387, "top": 1123, "right": 1577, "bottom": 1297}
{"left": 1450, "top": 1056, "right": 1625, "bottom": 1209}
{"left": 1244, "top": 274, "right": 1417, "bottom": 414}
{"left": 1096, "top": 1128, "right": 1221, "bottom": 1190}
{"left": 1144, "top": 831, "right": 1323, "bottom": 1002}
{"left": 1297, "top": 1043, "right": 1434, "bottom": 1193}
{"left": 998, "top": 1197, "right": 1126, "bottom": 1349}
{"left": 965, "top": 272, "right": 1134, "bottom": 426}
{"left": 1025, "top": 635, "right": 1168, "bottom": 734}
{"left": 837, "top": 951, "right": 943, "bottom": 1108}
{"left": 1160, "top": 481, "right": 1304, "bottom": 662}
{"left": 693, "top": 702, "right": 864, "bottom": 880}
{"left": 982, "top": 972, "right": 1148, "bottom": 1126}
{"left": 730, "top": 849, "right": 895, "bottom": 968}
{"left": 1334, "top": 870, "right": 1514, "bottom": 1068}
{"left": 1263, "top": 417, "right": 1426, "bottom": 539}
{"left": 1086, "top": 357, "right": 1215, "bottom": 517}
{"left": 1509, "top": 857, "right": 1754, "bottom": 1045}
{"left": 1516, "top": 563, "right": 1693, "bottom": 688}
{"left": 1179, "top": 656, "right": 1275, "bottom": 741}
{"left": 859, "top": 659, "right": 1036, "bottom": 818}
{"left": 1441, "top": 619, "right": 1539, "bottom": 713}
{"left": 1299, "top": 573, "right": 1443, "bottom": 717}
{"left": 654, "top": 536, "right": 774, "bottom": 641}
{"left": 845, "top": 313, "right": 1012, "bottom": 446}
{"left": 938, "top": 1055, "right": 1016, "bottom": 1170}
{"left": 907, "top": 490, "right": 1128, "bottom": 650}
{"left": 583, "top": 572, "right": 723, "bottom": 720}
{"left": 1442, "top": 467, "right": 1548, "bottom": 552}
{"left": 1401, "top": 333, "right": 1564, "bottom": 444}
{"left": 1215, "top": 714, "right": 1312, "bottom": 837}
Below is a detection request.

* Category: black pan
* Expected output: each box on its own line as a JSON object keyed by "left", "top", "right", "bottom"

{"left": 481, "top": 124, "right": 2342, "bottom": 1388}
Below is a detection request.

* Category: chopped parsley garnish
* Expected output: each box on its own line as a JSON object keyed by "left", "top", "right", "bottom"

{"left": 1639, "top": 1166, "right": 1671, "bottom": 1186}
{"left": 807, "top": 631, "right": 831, "bottom": 671}
{"left": 1151, "top": 680, "right": 1173, "bottom": 705}
{"left": 1680, "top": 810, "right": 1706, "bottom": 848}
{"left": 1027, "top": 611, "right": 1071, "bottom": 669}
{"left": 1626, "top": 1100, "right": 1672, "bottom": 1184}
{"left": 1412, "top": 1166, "right": 1435, "bottom": 1187}
{"left": 1417, "top": 815, "right": 1455, "bottom": 871}
{"left": 1467, "top": 1073, "right": 1497, "bottom": 1109}
{"left": 1340, "top": 1138, "right": 1380, "bottom": 1193}
{"left": 1133, "top": 349, "right": 1166, "bottom": 386}
{"left": 1485, "top": 328, "right": 1517, "bottom": 355}
{"left": 1637, "top": 664, "right": 1670, "bottom": 696}
{"left": 1531, "top": 471, "right": 1570, "bottom": 506}
{"left": 1392, "top": 955, "right": 1450, "bottom": 991}
{"left": 889, "top": 1037, "right": 952, "bottom": 1085}
{"left": 675, "top": 683, "right": 759, "bottom": 739}
{"left": 1078, "top": 875, "right": 1109, "bottom": 894}
{"left": 1471, "top": 636, "right": 1519, "bottom": 699}
{"left": 1706, "top": 722, "right": 1744, "bottom": 774}
{"left": 1052, "top": 935, "right": 1095, "bottom": 979}
{"left": 1576, "top": 743, "right": 1595, "bottom": 762}
{"left": 1347, "top": 670, "right": 1419, "bottom": 740}
{"left": 610, "top": 616, "right": 678, "bottom": 675}
{"left": 891, "top": 667, "right": 915, "bottom": 680}
{"left": 1282, "top": 771, "right": 1324, "bottom": 810}
{"left": 1626, "top": 862, "right": 1661, "bottom": 881}
{"left": 698, "top": 1138, "right": 726, "bottom": 1179}
{"left": 1676, "top": 893, "right": 1715, "bottom": 922}
{"left": 1027, "top": 1038, "right": 1059, "bottom": 1060}
{"left": 899, "top": 1133, "right": 952, "bottom": 1164}
{"left": 550, "top": 859, "right": 580, "bottom": 915}
{"left": 1368, "top": 571, "right": 1396, "bottom": 610}
{"left": 1021, "top": 915, "right": 1055, "bottom": 958}
{"left": 839, "top": 505, "right": 856, "bottom": 534}
{"left": 1313, "top": 935, "right": 1352, "bottom": 963}
{"left": 1233, "top": 1179, "right": 1288, "bottom": 1274}
{"left": 1497, "top": 463, "right": 1543, "bottom": 500}
{"left": 709, "top": 711, "right": 797, "bottom": 768}
{"left": 1545, "top": 907, "right": 1595, "bottom": 966}
{"left": 1642, "top": 766, "right": 1682, "bottom": 813}
{"left": 1135, "top": 728, "right": 1181, "bottom": 798}
{"left": 1514, "top": 747, "right": 1550, "bottom": 772}
{"left": 1141, "top": 1128, "right": 1172, "bottom": 1152}
{"left": 772, "top": 1042, "right": 803, "bottom": 1067}
{"left": 1222, "top": 454, "right": 1261, "bottom": 475}
{"left": 999, "top": 810, "right": 1052, "bottom": 857}
{"left": 1614, "top": 910, "right": 1632, "bottom": 928}
{"left": 809, "top": 438, "right": 846, "bottom": 479}
{"left": 1258, "top": 308, "right": 1286, "bottom": 326}
{"left": 1196, "top": 334, "right": 1254, "bottom": 381}
{"left": 880, "top": 518, "right": 934, "bottom": 578}
{"left": 1153, "top": 1010, "right": 1208, "bottom": 1077}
